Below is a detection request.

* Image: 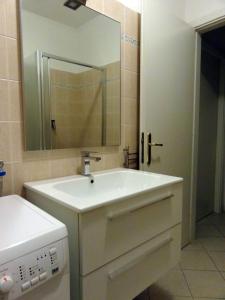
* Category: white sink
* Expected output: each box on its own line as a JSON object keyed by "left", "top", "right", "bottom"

{"left": 24, "top": 168, "right": 182, "bottom": 212}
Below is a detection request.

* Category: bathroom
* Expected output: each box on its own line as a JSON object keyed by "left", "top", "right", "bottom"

{"left": 1, "top": 0, "right": 225, "bottom": 299}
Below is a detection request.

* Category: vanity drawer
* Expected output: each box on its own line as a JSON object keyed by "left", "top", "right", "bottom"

{"left": 79, "top": 183, "right": 182, "bottom": 275}
{"left": 81, "top": 224, "right": 181, "bottom": 300}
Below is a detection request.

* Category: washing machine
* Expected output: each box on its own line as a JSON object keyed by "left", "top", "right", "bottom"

{"left": 0, "top": 195, "right": 70, "bottom": 300}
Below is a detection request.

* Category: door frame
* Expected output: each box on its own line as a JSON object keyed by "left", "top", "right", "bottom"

{"left": 191, "top": 15, "right": 225, "bottom": 240}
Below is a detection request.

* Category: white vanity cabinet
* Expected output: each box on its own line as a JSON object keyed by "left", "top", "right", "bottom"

{"left": 82, "top": 225, "right": 181, "bottom": 300}
{"left": 79, "top": 183, "right": 182, "bottom": 275}
{"left": 25, "top": 169, "right": 183, "bottom": 300}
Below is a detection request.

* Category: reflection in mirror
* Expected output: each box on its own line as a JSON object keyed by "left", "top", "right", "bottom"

{"left": 20, "top": 0, "right": 121, "bottom": 150}
{"left": 49, "top": 58, "right": 104, "bottom": 149}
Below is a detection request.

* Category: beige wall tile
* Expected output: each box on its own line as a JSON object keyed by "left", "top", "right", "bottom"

{"left": 125, "top": 8, "right": 140, "bottom": 40}
{"left": 104, "top": 0, "right": 125, "bottom": 24}
{"left": 104, "top": 152, "right": 121, "bottom": 169}
{"left": 6, "top": 38, "right": 19, "bottom": 81}
{"left": 23, "top": 160, "right": 52, "bottom": 182}
{"left": 23, "top": 150, "right": 51, "bottom": 162}
{"left": 12, "top": 162, "right": 25, "bottom": 195}
{"left": 0, "top": 35, "right": 8, "bottom": 79}
{"left": 87, "top": 0, "right": 104, "bottom": 12}
{"left": 124, "top": 97, "right": 138, "bottom": 126}
{"left": 0, "top": 122, "right": 11, "bottom": 161}
{"left": 0, "top": 80, "right": 10, "bottom": 121}
{"left": 0, "top": 2, "right": 6, "bottom": 37}
{"left": 5, "top": 0, "right": 17, "bottom": 39}
{"left": 10, "top": 122, "right": 23, "bottom": 162}
{"left": 123, "top": 70, "right": 139, "bottom": 99}
{"left": 124, "top": 42, "right": 140, "bottom": 73}
{"left": 0, "top": 0, "right": 17, "bottom": 38}
{"left": 121, "top": 40, "right": 125, "bottom": 69}
{"left": 50, "top": 158, "right": 79, "bottom": 178}
{"left": 124, "top": 124, "right": 138, "bottom": 151}
{"left": 9, "top": 81, "right": 21, "bottom": 121}
{"left": 1, "top": 163, "right": 13, "bottom": 195}
{"left": 90, "top": 154, "right": 105, "bottom": 171}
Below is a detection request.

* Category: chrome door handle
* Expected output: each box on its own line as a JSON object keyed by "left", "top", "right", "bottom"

{"left": 148, "top": 143, "right": 163, "bottom": 147}
{"left": 148, "top": 133, "right": 163, "bottom": 165}
{"left": 141, "top": 132, "right": 144, "bottom": 164}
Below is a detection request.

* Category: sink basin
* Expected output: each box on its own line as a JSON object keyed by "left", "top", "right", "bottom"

{"left": 24, "top": 168, "right": 182, "bottom": 212}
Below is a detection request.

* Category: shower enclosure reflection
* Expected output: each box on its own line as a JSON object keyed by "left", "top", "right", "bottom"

{"left": 42, "top": 53, "right": 105, "bottom": 149}
{"left": 20, "top": 0, "right": 121, "bottom": 150}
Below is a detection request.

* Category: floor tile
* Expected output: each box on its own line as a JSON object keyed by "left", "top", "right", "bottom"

{"left": 183, "top": 240, "right": 204, "bottom": 251}
{"left": 173, "top": 264, "right": 181, "bottom": 271}
{"left": 148, "top": 284, "right": 193, "bottom": 300}
{"left": 194, "top": 298, "right": 218, "bottom": 300}
{"left": 199, "top": 237, "right": 225, "bottom": 251}
{"left": 151, "top": 270, "right": 191, "bottom": 297}
{"left": 196, "top": 224, "right": 222, "bottom": 238}
{"left": 205, "top": 214, "right": 225, "bottom": 226}
{"left": 197, "top": 217, "right": 213, "bottom": 225}
{"left": 215, "top": 224, "right": 225, "bottom": 236}
{"left": 180, "top": 250, "right": 216, "bottom": 271}
{"left": 209, "top": 252, "right": 225, "bottom": 271}
{"left": 174, "top": 298, "right": 193, "bottom": 300}
{"left": 221, "top": 272, "right": 225, "bottom": 280}
{"left": 184, "top": 270, "right": 225, "bottom": 298}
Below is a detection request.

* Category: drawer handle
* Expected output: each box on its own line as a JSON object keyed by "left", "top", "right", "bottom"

{"left": 107, "top": 192, "right": 174, "bottom": 220}
{"left": 108, "top": 236, "right": 173, "bottom": 280}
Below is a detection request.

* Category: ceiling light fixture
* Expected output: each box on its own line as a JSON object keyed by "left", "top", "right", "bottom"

{"left": 64, "top": 0, "right": 87, "bottom": 11}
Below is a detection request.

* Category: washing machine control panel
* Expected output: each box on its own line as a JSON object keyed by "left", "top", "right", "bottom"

{"left": 0, "top": 239, "right": 66, "bottom": 300}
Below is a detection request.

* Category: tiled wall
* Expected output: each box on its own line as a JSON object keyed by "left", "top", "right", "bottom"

{"left": 0, "top": 0, "right": 140, "bottom": 196}
{"left": 50, "top": 61, "right": 121, "bottom": 148}
{"left": 105, "top": 61, "right": 121, "bottom": 146}
{"left": 50, "top": 67, "right": 103, "bottom": 148}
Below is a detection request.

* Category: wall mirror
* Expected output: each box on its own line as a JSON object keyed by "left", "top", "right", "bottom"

{"left": 20, "top": 0, "right": 121, "bottom": 150}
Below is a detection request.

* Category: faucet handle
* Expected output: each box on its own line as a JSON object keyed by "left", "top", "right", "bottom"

{"left": 81, "top": 151, "right": 98, "bottom": 157}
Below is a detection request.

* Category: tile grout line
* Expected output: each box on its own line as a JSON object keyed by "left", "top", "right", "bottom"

{"left": 180, "top": 267, "right": 194, "bottom": 300}
{"left": 214, "top": 223, "right": 225, "bottom": 237}
{"left": 0, "top": 33, "right": 17, "bottom": 40}
{"left": 179, "top": 218, "right": 225, "bottom": 298}
{"left": 195, "top": 220, "right": 225, "bottom": 284}
{"left": 0, "top": 78, "right": 20, "bottom": 83}
{"left": 197, "top": 222, "right": 225, "bottom": 272}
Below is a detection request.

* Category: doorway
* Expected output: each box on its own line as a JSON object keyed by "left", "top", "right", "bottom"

{"left": 193, "top": 25, "right": 225, "bottom": 234}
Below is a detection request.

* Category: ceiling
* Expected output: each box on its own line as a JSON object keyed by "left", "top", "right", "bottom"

{"left": 21, "top": 0, "right": 99, "bottom": 29}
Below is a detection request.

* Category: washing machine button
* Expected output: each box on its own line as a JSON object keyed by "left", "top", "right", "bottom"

{"left": 31, "top": 277, "right": 39, "bottom": 286}
{"left": 49, "top": 248, "right": 57, "bottom": 255}
{"left": 39, "top": 272, "right": 47, "bottom": 281}
{"left": 21, "top": 281, "right": 31, "bottom": 291}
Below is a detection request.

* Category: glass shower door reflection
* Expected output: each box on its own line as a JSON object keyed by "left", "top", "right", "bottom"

{"left": 46, "top": 57, "right": 105, "bottom": 149}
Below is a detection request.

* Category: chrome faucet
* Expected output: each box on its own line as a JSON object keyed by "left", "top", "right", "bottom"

{"left": 81, "top": 151, "right": 101, "bottom": 180}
